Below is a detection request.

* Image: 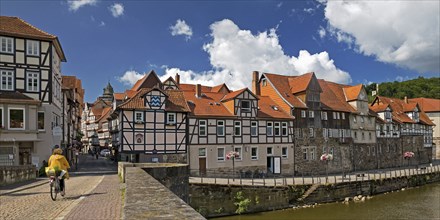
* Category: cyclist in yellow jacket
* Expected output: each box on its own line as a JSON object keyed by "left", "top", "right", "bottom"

{"left": 48, "top": 146, "right": 70, "bottom": 196}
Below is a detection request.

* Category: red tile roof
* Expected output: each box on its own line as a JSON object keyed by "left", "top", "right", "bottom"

{"left": 221, "top": 88, "right": 249, "bottom": 102}
{"left": 184, "top": 91, "right": 233, "bottom": 117}
{"left": 409, "top": 98, "right": 440, "bottom": 113}
{"left": 263, "top": 73, "right": 307, "bottom": 108}
{"left": 288, "top": 72, "right": 314, "bottom": 94}
{"left": 118, "top": 88, "right": 190, "bottom": 112}
{"left": 319, "top": 80, "right": 356, "bottom": 113}
{"left": 114, "top": 93, "right": 126, "bottom": 101}
{"left": 343, "top": 84, "right": 363, "bottom": 101}
{"left": 257, "top": 96, "right": 292, "bottom": 119}
{"left": 0, "top": 16, "right": 66, "bottom": 61}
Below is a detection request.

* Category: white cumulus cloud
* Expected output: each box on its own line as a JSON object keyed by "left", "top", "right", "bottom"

{"left": 120, "top": 19, "right": 351, "bottom": 89}
{"left": 322, "top": 1, "right": 440, "bottom": 73}
{"left": 118, "top": 70, "right": 144, "bottom": 86}
{"left": 170, "top": 19, "right": 193, "bottom": 40}
{"left": 67, "top": 0, "right": 97, "bottom": 11}
{"left": 109, "top": 3, "right": 124, "bottom": 17}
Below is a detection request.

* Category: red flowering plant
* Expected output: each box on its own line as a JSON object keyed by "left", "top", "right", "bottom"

{"left": 226, "top": 151, "right": 240, "bottom": 160}
{"left": 403, "top": 151, "right": 415, "bottom": 159}
{"left": 320, "top": 153, "right": 334, "bottom": 161}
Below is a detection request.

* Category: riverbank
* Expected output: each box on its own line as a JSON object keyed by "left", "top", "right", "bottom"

{"left": 189, "top": 166, "right": 440, "bottom": 218}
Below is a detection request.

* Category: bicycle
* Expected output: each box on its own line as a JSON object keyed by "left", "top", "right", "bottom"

{"left": 48, "top": 170, "right": 66, "bottom": 201}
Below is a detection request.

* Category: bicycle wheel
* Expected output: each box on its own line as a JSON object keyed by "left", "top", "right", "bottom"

{"left": 50, "top": 179, "right": 58, "bottom": 201}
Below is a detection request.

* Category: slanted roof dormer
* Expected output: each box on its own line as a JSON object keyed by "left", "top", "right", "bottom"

{"left": 163, "top": 76, "right": 180, "bottom": 90}
{"left": 221, "top": 88, "right": 259, "bottom": 117}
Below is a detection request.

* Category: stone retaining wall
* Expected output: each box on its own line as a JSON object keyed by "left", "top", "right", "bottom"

{"left": 189, "top": 171, "right": 440, "bottom": 218}
{"left": 0, "top": 165, "right": 36, "bottom": 186}
{"left": 124, "top": 166, "right": 205, "bottom": 220}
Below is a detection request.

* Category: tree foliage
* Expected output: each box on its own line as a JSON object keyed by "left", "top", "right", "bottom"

{"left": 365, "top": 77, "right": 440, "bottom": 101}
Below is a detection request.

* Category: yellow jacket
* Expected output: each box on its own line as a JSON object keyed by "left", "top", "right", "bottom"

{"left": 48, "top": 154, "right": 70, "bottom": 179}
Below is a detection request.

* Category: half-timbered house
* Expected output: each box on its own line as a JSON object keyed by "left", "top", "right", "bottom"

{"left": 114, "top": 71, "right": 191, "bottom": 163}
{"left": 179, "top": 79, "right": 295, "bottom": 177}
{"left": 0, "top": 16, "right": 66, "bottom": 166}
{"left": 370, "top": 96, "right": 434, "bottom": 166}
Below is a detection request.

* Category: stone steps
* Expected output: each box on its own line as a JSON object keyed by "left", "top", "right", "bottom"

{"left": 298, "top": 184, "right": 320, "bottom": 201}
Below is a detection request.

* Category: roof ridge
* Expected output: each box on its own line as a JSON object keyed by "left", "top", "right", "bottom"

{"left": 15, "top": 16, "right": 56, "bottom": 39}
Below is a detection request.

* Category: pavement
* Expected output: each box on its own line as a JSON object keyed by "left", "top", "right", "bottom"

{"left": 0, "top": 154, "right": 122, "bottom": 220}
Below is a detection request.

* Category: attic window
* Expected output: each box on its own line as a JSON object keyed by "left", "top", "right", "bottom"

{"left": 209, "top": 102, "right": 213, "bottom": 105}
{"left": 215, "top": 102, "right": 220, "bottom": 106}
{"left": 241, "top": 100, "right": 251, "bottom": 112}
{"left": 262, "top": 78, "right": 267, "bottom": 87}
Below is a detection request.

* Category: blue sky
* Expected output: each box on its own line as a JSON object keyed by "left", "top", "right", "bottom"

{"left": 1, "top": 0, "right": 439, "bottom": 102}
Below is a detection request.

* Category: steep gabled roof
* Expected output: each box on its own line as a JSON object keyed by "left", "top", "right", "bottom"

{"left": 183, "top": 91, "right": 233, "bottom": 117}
{"left": 0, "top": 16, "right": 66, "bottom": 61}
{"left": 257, "top": 96, "right": 293, "bottom": 119}
{"left": 118, "top": 88, "right": 190, "bottom": 112}
{"left": 343, "top": 84, "right": 363, "bottom": 101}
{"left": 409, "top": 98, "right": 440, "bottom": 113}
{"left": 221, "top": 88, "right": 257, "bottom": 102}
{"left": 263, "top": 73, "right": 307, "bottom": 108}
{"left": 163, "top": 76, "right": 181, "bottom": 90}
{"left": 96, "top": 107, "right": 112, "bottom": 122}
{"left": 319, "top": 80, "right": 356, "bottom": 113}
{"left": 114, "top": 93, "right": 126, "bottom": 101}
{"left": 288, "top": 72, "right": 315, "bottom": 94}
{"left": 130, "top": 70, "right": 162, "bottom": 91}
{"left": 211, "top": 83, "right": 230, "bottom": 93}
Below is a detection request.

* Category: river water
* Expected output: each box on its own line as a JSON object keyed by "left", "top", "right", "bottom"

{"left": 215, "top": 183, "right": 440, "bottom": 220}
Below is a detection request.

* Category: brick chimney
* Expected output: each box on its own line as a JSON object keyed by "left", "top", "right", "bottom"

{"left": 404, "top": 96, "right": 408, "bottom": 103}
{"left": 196, "top": 84, "right": 202, "bottom": 98}
{"left": 175, "top": 73, "right": 180, "bottom": 85}
{"left": 252, "top": 71, "right": 260, "bottom": 96}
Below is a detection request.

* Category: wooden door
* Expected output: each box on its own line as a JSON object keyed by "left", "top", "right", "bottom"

{"left": 199, "top": 158, "right": 207, "bottom": 176}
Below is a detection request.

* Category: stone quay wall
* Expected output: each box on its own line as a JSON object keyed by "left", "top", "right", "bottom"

{"left": 0, "top": 165, "right": 36, "bottom": 186}
{"left": 189, "top": 171, "right": 440, "bottom": 218}
{"left": 124, "top": 167, "right": 205, "bottom": 220}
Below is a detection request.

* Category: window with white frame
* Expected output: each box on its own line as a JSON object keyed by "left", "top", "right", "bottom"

{"left": 302, "top": 148, "right": 308, "bottom": 160}
{"left": 234, "top": 121, "right": 241, "bottom": 136}
{"left": 0, "top": 37, "right": 13, "bottom": 53}
{"left": 309, "top": 111, "right": 314, "bottom": 118}
{"left": 282, "top": 122, "right": 288, "bottom": 136}
{"left": 217, "top": 148, "right": 225, "bottom": 161}
{"left": 0, "top": 70, "right": 14, "bottom": 91}
{"left": 309, "top": 128, "right": 314, "bottom": 137}
{"left": 27, "top": 40, "right": 39, "bottom": 56}
{"left": 217, "top": 120, "right": 225, "bottom": 136}
{"left": 26, "top": 71, "right": 39, "bottom": 92}
{"left": 251, "top": 121, "right": 258, "bottom": 136}
{"left": 199, "top": 148, "right": 206, "bottom": 157}
{"left": 341, "top": 113, "right": 345, "bottom": 120}
{"left": 323, "top": 128, "right": 327, "bottom": 137}
{"left": 0, "top": 108, "right": 3, "bottom": 128}
{"left": 166, "top": 113, "right": 176, "bottom": 124}
{"left": 241, "top": 100, "right": 251, "bottom": 112}
{"left": 38, "top": 111, "right": 44, "bottom": 130}
{"left": 282, "top": 147, "right": 288, "bottom": 158}
{"left": 330, "top": 147, "right": 334, "bottom": 156}
{"left": 251, "top": 147, "right": 258, "bottom": 160}
{"left": 310, "top": 148, "right": 315, "bottom": 160}
{"left": 9, "top": 108, "right": 24, "bottom": 129}
{"left": 337, "top": 112, "right": 340, "bottom": 119}
{"left": 234, "top": 147, "right": 242, "bottom": 160}
{"left": 267, "top": 147, "right": 273, "bottom": 155}
{"left": 301, "top": 110, "right": 306, "bottom": 118}
{"left": 199, "top": 120, "right": 207, "bottom": 136}
{"left": 267, "top": 122, "right": 273, "bottom": 136}
{"left": 135, "top": 112, "right": 143, "bottom": 123}
{"left": 274, "top": 122, "right": 281, "bottom": 136}
{"left": 321, "top": 112, "right": 328, "bottom": 120}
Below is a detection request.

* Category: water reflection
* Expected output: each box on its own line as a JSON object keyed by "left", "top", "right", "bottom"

{"left": 214, "top": 183, "right": 440, "bottom": 220}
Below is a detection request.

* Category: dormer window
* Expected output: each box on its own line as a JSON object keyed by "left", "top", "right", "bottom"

{"left": 262, "top": 78, "right": 267, "bottom": 87}
{"left": 385, "top": 110, "right": 391, "bottom": 122}
{"left": 241, "top": 100, "right": 251, "bottom": 112}
{"left": 414, "top": 111, "right": 419, "bottom": 122}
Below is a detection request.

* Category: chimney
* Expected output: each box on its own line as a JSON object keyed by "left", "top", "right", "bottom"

{"left": 404, "top": 96, "right": 408, "bottom": 104}
{"left": 196, "top": 84, "right": 202, "bottom": 98}
{"left": 175, "top": 73, "right": 180, "bottom": 85}
{"left": 252, "top": 71, "right": 260, "bottom": 96}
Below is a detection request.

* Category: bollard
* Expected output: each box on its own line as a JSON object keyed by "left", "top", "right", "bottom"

{"left": 302, "top": 173, "right": 304, "bottom": 185}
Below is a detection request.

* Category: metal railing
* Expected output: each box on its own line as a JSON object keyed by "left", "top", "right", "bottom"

{"left": 189, "top": 164, "right": 440, "bottom": 187}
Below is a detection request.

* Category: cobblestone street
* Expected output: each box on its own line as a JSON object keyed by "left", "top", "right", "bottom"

{"left": 0, "top": 154, "right": 122, "bottom": 220}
